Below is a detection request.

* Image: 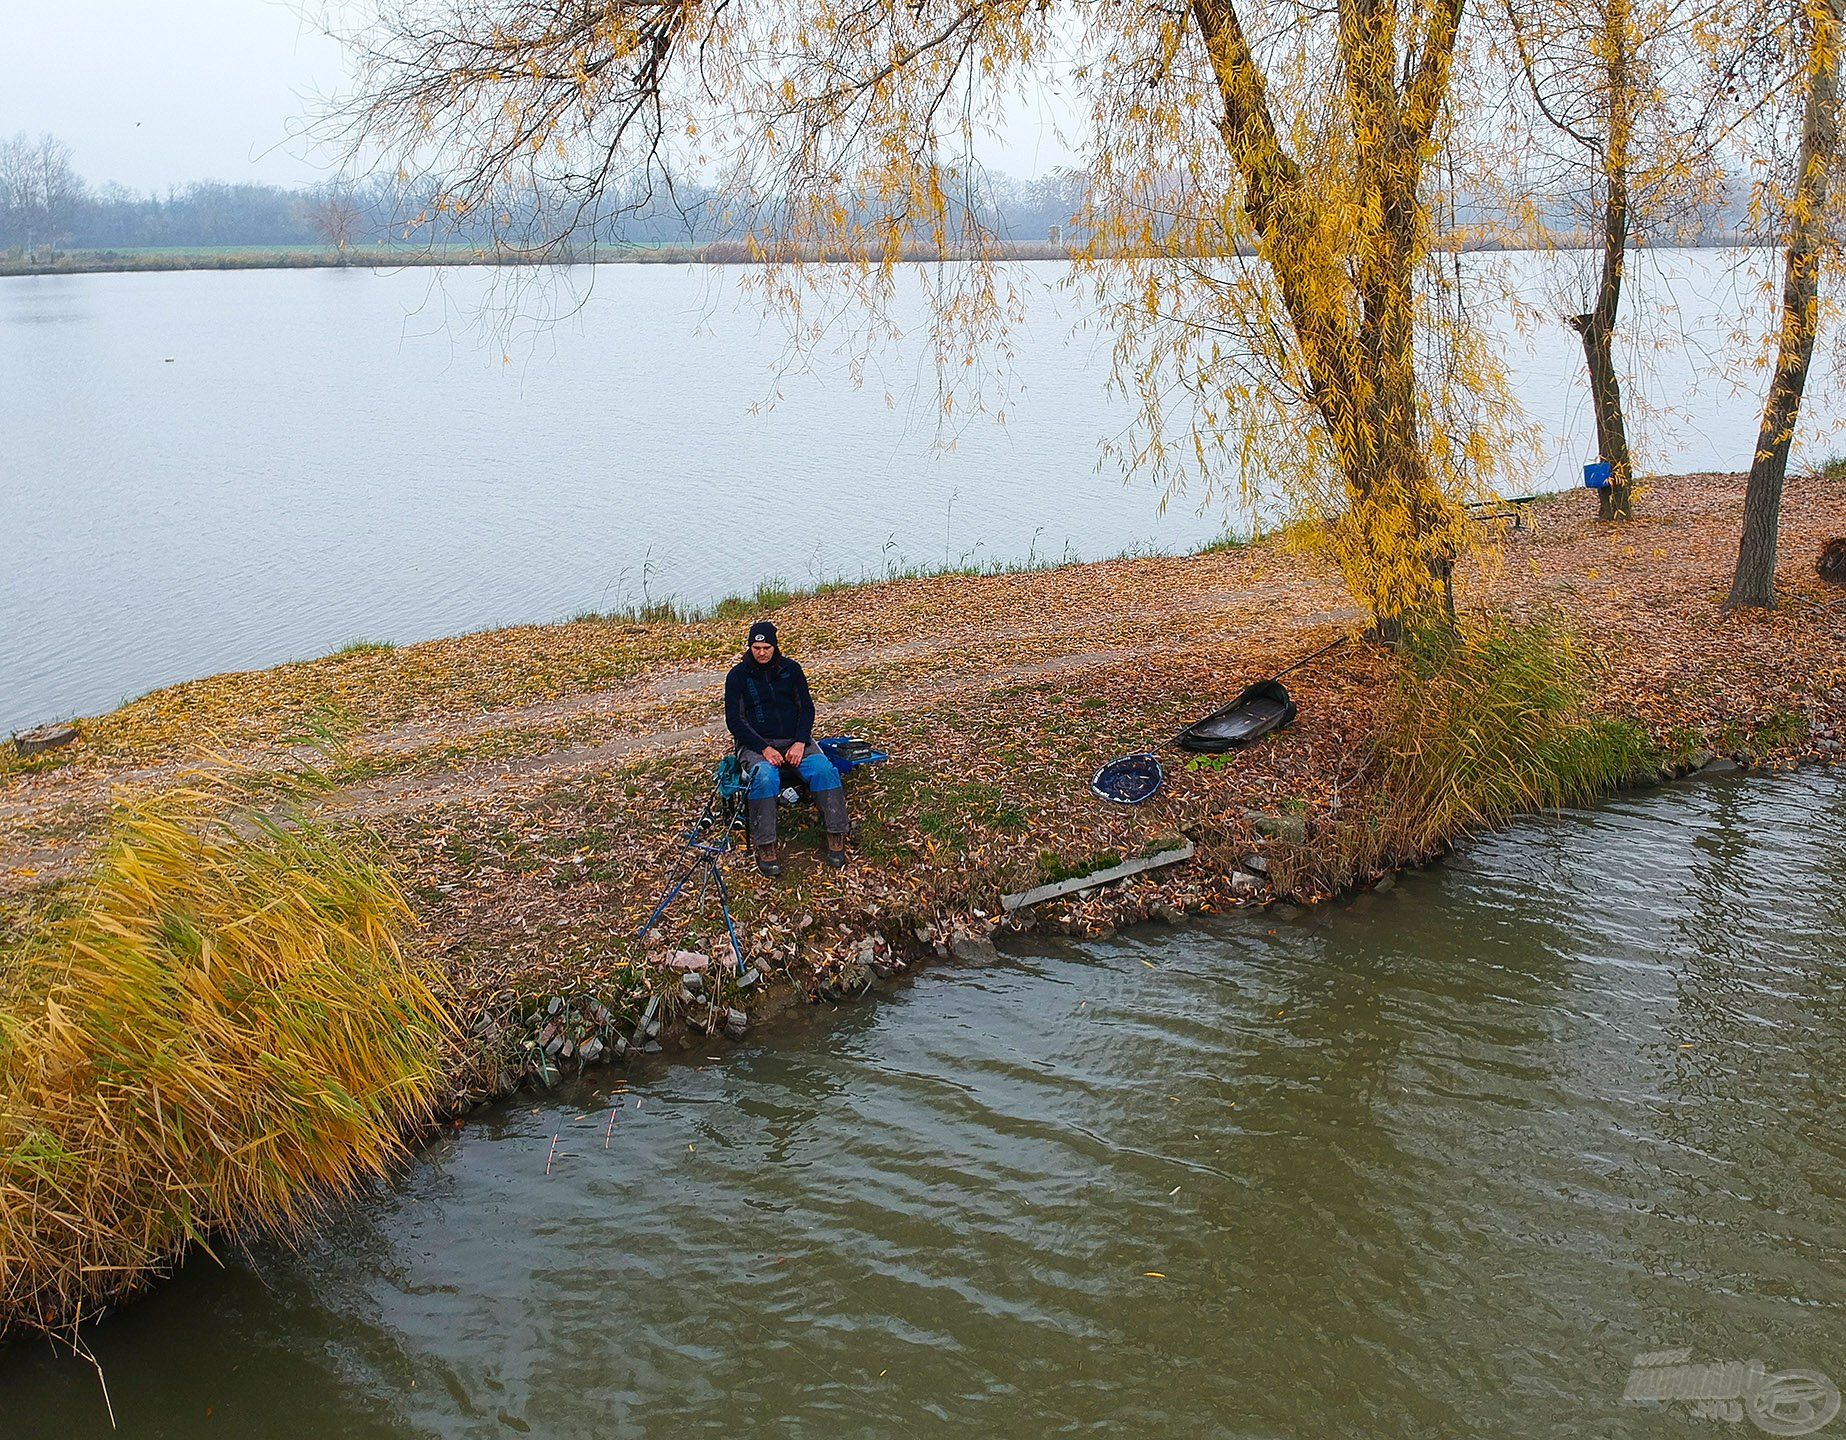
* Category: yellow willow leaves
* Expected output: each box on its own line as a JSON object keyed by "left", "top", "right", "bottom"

{"left": 329, "top": 0, "right": 1615, "bottom": 626}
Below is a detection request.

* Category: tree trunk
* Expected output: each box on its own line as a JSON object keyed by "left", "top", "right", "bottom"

{"left": 1578, "top": 0, "right": 1636, "bottom": 521}
{"left": 1327, "top": 399, "right": 1455, "bottom": 643}
{"left": 1189, "top": 0, "right": 1464, "bottom": 641}
{"left": 1729, "top": 0, "right": 1843, "bottom": 609}
{"left": 1329, "top": 284, "right": 1457, "bottom": 641}
{"left": 1571, "top": 307, "right": 1635, "bottom": 520}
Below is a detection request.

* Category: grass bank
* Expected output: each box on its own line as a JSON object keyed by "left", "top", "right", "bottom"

{"left": 0, "top": 472, "right": 1842, "bottom": 1334}
{"left": 1270, "top": 618, "right": 1663, "bottom": 893}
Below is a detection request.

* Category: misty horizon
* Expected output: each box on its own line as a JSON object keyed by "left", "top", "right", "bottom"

{"left": 0, "top": 1, "right": 1079, "bottom": 194}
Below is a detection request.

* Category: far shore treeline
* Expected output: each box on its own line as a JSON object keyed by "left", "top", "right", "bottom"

{"left": 0, "top": 134, "right": 1092, "bottom": 264}
{"left": 0, "top": 129, "right": 1761, "bottom": 276}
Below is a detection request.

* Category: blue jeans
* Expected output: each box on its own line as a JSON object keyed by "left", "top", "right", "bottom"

{"left": 741, "top": 745, "right": 848, "bottom": 842}
{"left": 745, "top": 749, "right": 841, "bottom": 799}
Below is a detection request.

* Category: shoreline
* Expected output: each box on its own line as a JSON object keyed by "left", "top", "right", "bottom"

{"left": 3, "top": 242, "right": 1068, "bottom": 280}
{"left": 6, "top": 471, "right": 1842, "bottom": 1082}
{"left": 469, "top": 723, "right": 1842, "bottom": 1116}
{"left": 3, "top": 469, "right": 1843, "bottom": 1331}
{"left": 1, "top": 233, "right": 1770, "bottom": 280}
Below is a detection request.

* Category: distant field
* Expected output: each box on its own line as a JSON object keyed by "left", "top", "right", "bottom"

{"left": 0, "top": 239, "right": 1073, "bottom": 277}
{"left": 64, "top": 242, "right": 686, "bottom": 257}
{"left": 3, "top": 246, "right": 410, "bottom": 274}
{"left": 0, "top": 244, "right": 598, "bottom": 276}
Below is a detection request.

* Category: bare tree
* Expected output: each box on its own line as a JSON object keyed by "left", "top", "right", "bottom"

{"left": 1502, "top": 0, "right": 1727, "bottom": 522}
{"left": 1727, "top": 0, "right": 1844, "bottom": 608}
{"left": 300, "top": 181, "right": 366, "bottom": 259}
{"left": 0, "top": 134, "right": 36, "bottom": 254}
{"left": 0, "top": 133, "right": 85, "bottom": 256}
{"left": 34, "top": 135, "right": 84, "bottom": 254}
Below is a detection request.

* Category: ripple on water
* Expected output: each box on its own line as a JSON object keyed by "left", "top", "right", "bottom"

{"left": 1, "top": 771, "right": 1842, "bottom": 1439}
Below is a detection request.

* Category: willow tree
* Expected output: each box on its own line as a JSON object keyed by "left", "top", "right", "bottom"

{"left": 327, "top": 0, "right": 1508, "bottom": 635}
{"left": 1501, "top": 0, "right": 1723, "bottom": 521}
{"left": 1727, "top": 0, "right": 1844, "bottom": 608}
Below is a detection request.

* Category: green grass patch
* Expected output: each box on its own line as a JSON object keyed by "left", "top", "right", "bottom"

{"left": 0, "top": 746, "right": 78, "bottom": 782}
{"left": 851, "top": 765, "right": 1023, "bottom": 859}
{"left": 708, "top": 579, "right": 797, "bottom": 623}
{"left": 332, "top": 639, "right": 397, "bottom": 659}
{"left": 590, "top": 541, "right": 1175, "bottom": 634}
{"left": 1663, "top": 707, "right": 1808, "bottom": 769}
{"left": 1193, "top": 532, "right": 1255, "bottom": 554}
{"left": 1751, "top": 707, "right": 1810, "bottom": 751}
{"left": 1657, "top": 725, "right": 1713, "bottom": 771}
{"left": 1036, "top": 849, "right": 1125, "bottom": 884}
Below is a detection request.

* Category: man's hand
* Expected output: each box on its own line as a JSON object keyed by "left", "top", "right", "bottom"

{"left": 786, "top": 742, "right": 805, "bottom": 764}
{"left": 762, "top": 747, "right": 784, "bottom": 767}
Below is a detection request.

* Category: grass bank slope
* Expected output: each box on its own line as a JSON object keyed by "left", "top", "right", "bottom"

{"left": 2, "top": 472, "right": 1842, "bottom": 1105}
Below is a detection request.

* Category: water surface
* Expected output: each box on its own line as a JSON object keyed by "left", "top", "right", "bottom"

{"left": 2, "top": 769, "right": 1841, "bottom": 1437}
{"left": 3, "top": 250, "right": 1840, "bottom": 731}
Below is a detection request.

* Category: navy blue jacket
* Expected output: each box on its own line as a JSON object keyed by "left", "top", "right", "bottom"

{"left": 724, "top": 650, "right": 816, "bottom": 751}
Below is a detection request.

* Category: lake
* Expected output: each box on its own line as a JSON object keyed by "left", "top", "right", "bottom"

{"left": 1, "top": 250, "right": 1835, "bottom": 732}
{"left": 2, "top": 767, "right": 1840, "bottom": 1437}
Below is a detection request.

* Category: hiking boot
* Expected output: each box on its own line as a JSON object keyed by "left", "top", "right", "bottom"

{"left": 747, "top": 796, "right": 779, "bottom": 850}
{"left": 823, "top": 832, "right": 848, "bottom": 869}
{"left": 755, "top": 842, "right": 782, "bottom": 878}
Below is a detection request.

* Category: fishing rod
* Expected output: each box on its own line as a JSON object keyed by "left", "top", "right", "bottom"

{"left": 1263, "top": 631, "right": 1355, "bottom": 684}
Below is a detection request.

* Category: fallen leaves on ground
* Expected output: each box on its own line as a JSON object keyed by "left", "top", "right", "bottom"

{"left": 3, "top": 473, "right": 1843, "bottom": 1097}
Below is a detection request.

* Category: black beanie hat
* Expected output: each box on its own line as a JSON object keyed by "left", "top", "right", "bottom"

{"left": 748, "top": 620, "right": 778, "bottom": 649}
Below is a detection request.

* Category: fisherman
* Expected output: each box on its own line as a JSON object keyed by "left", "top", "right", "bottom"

{"left": 724, "top": 621, "right": 849, "bottom": 876}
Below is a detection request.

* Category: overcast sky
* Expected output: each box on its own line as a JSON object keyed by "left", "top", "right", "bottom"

{"left": 0, "top": 1, "right": 1076, "bottom": 192}
{"left": 0, "top": 1, "right": 351, "bottom": 190}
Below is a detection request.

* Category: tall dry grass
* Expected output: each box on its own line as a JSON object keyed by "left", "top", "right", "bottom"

{"left": 1376, "top": 618, "right": 1657, "bottom": 848}
{"left": 1276, "top": 617, "right": 1657, "bottom": 892}
{"left": 0, "top": 781, "right": 451, "bottom": 1335}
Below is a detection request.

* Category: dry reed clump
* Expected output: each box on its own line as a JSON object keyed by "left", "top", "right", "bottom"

{"left": 0, "top": 782, "right": 452, "bottom": 1336}
{"left": 1274, "top": 617, "right": 1657, "bottom": 893}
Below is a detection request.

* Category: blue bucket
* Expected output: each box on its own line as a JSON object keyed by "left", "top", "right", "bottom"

{"left": 1583, "top": 461, "right": 1612, "bottom": 490}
